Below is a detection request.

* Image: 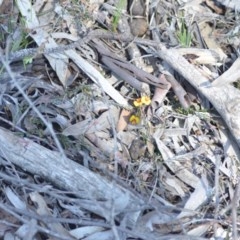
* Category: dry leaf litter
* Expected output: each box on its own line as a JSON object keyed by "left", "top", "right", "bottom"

{"left": 0, "top": 0, "right": 240, "bottom": 239}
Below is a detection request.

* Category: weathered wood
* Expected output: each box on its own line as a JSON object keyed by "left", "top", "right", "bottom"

{"left": 0, "top": 127, "right": 142, "bottom": 226}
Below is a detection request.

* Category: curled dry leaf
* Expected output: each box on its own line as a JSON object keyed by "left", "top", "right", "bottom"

{"left": 117, "top": 109, "right": 131, "bottom": 132}
{"left": 187, "top": 224, "right": 210, "bottom": 237}
{"left": 165, "top": 177, "right": 186, "bottom": 198}
{"left": 177, "top": 175, "right": 212, "bottom": 219}
{"left": 177, "top": 48, "right": 225, "bottom": 66}
{"left": 5, "top": 187, "right": 26, "bottom": 210}
{"left": 70, "top": 226, "right": 105, "bottom": 239}
{"left": 205, "top": 0, "right": 225, "bottom": 14}
{"left": 151, "top": 74, "right": 171, "bottom": 110}
{"left": 154, "top": 131, "right": 200, "bottom": 189}
{"left": 129, "top": 138, "right": 147, "bottom": 160}
{"left": 29, "top": 192, "right": 74, "bottom": 239}
{"left": 199, "top": 23, "right": 227, "bottom": 62}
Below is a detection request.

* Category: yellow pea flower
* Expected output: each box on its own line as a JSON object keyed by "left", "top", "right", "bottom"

{"left": 133, "top": 96, "right": 151, "bottom": 107}
{"left": 129, "top": 115, "right": 140, "bottom": 125}
{"left": 133, "top": 98, "right": 142, "bottom": 107}
{"left": 141, "top": 96, "right": 151, "bottom": 105}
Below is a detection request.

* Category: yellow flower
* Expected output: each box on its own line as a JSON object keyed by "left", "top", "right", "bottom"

{"left": 141, "top": 96, "right": 151, "bottom": 105}
{"left": 133, "top": 98, "right": 142, "bottom": 107}
{"left": 129, "top": 115, "right": 140, "bottom": 125}
{"left": 133, "top": 96, "right": 151, "bottom": 107}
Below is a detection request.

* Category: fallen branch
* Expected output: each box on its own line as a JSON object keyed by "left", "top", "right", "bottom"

{"left": 155, "top": 47, "right": 240, "bottom": 147}
{"left": 0, "top": 127, "right": 143, "bottom": 227}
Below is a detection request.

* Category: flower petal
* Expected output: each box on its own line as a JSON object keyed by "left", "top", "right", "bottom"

{"left": 133, "top": 98, "right": 143, "bottom": 107}
{"left": 141, "top": 96, "right": 151, "bottom": 105}
{"left": 129, "top": 115, "right": 140, "bottom": 125}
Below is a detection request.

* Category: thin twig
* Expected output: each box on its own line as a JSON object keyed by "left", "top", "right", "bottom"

{"left": 4, "top": 29, "right": 159, "bottom": 64}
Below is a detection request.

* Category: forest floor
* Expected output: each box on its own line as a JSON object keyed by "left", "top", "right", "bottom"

{"left": 0, "top": 0, "right": 240, "bottom": 239}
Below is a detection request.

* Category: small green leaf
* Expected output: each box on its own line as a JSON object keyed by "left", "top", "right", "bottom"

{"left": 23, "top": 56, "right": 33, "bottom": 68}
